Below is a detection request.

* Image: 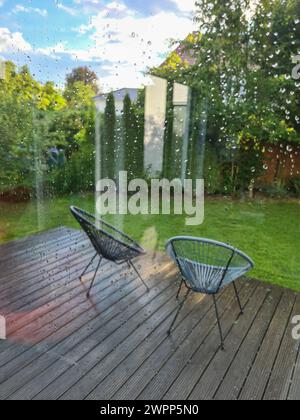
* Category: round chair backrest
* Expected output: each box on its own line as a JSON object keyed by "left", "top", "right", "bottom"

{"left": 70, "top": 207, "right": 144, "bottom": 262}
{"left": 166, "top": 237, "right": 254, "bottom": 294}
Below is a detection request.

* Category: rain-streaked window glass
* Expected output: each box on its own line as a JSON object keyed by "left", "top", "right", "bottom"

{"left": 0, "top": 0, "right": 300, "bottom": 316}
{"left": 0, "top": 0, "right": 299, "bottom": 292}
{"left": 1, "top": 0, "right": 300, "bottom": 402}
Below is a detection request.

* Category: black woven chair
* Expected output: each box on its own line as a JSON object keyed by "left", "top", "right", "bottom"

{"left": 70, "top": 206, "right": 148, "bottom": 297}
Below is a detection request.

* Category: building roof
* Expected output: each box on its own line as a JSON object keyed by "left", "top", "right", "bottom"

{"left": 159, "top": 32, "right": 199, "bottom": 69}
{"left": 94, "top": 88, "right": 138, "bottom": 103}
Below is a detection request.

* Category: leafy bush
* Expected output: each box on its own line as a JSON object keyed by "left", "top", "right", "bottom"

{"left": 287, "top": 178, "right": 300, "bottom": 197}
{"left": 261, "top": 180, "right": 289, "bottom": 198}
{"left": 0, "top": 93, "right": 34, "bottom": 193}
{"left": 47, "top": 145, "right": 95, "bottom": 196}
{"left": 204, "top": 145, "right": 223, "bottom": 194}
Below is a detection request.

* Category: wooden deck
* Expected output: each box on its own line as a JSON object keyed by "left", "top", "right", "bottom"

{"left": 0, "top": 227, "right": 299, "bottom": 400}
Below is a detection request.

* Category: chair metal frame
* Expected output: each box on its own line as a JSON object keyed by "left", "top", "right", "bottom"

{"left": 70, "top": 206, "right": 148, "bottom": 297}
{"left": 166, "top": 236, "right": 254, "bottom": 350}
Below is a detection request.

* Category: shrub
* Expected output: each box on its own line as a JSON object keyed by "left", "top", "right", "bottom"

{"left": 47, "top": 145, "right": 95, "bottom": 196}
{"left": 204, "top": 145, "right": 223, "bottom": 194}
{"left": 260, "top": 180, "right": 289, "bottom": 198}
{"left": 287, "top": 178, "right": 300, "bottom": 197}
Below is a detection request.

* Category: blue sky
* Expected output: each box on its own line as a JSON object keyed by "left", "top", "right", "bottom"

{"left": 0, "top": 0, "right": 196, "bottom": 90}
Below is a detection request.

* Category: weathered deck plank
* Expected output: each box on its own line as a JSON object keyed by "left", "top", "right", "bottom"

{"left": 163, "top": 283, "right": 262, "bottom": 400}
{"left": 238, "top": 291, "right": 296, "bottom": 400}
{"left": 0, "top": 228, "right": 299, "bottom": 400}
{"left": 263, "top": 295, "right": 300, "bottom": 400}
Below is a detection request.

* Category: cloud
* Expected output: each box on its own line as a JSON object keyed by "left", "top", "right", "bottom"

{"left": 73, "top": 0, "right": 188, "bottom": 16}
{"left": 72, "top": 23, "right": 93, "bottom": 34}
{"left": 56, "top": 2, "right": 78, "bottom": 16}
{"left": 13, "top": 5, "right": 48, "bottom": 17}
{"left": 1, "top": 1, "right": 197, "bottom": 90}
{"left": 36, "top": 42, "right": 68, "bottom": 59}
{"left": 171, "top": 0, "right": 196, "bottom": 14}
{"left": 73, "top": 0, "right": 103, "bottom": 13}
{"left": 0, "top": 28, "right": 65, "bottom": 60}
{"left": 0, "top": 27, "right": 32, "bottom": 53}
{"left": 0, "top": 0, "right": 5, "bottom": 7}
{"left": 68, "top": 2, "right": 197, "bottom": 89}
{"left": 124, "top": 0, "right": 178, "bottom": 15}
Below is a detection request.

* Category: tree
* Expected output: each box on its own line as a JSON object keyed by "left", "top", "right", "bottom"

{"left": 0, "top": 62, "right": 69, "bottom": 194}
{"left": 132, "top": 89, "right": 145, "bottom": 178}
{"left": 43, "top": 109, "right": 85, "bottom": 157}
{"left": 0, "top": 60, "right": 95, "bottom": 196}
{"left": 9, "top": 65, "right": 41, "bottom": 102}
{"left": 66, "top": 66, "right": 100, "bottom": 94}
{"left": 103, "top": 93, "right": 116, "bottom": 179}
{"left": 64, "top": 81, "right": 95, "bottom": 108}
{"left": 0, "top": 90, "right": 34, "bottom": 191}
{"left": 39, "top": 82, "right": 66, "bottom": 111}
{"left": 3, "top": 60, "right": 17, "bottom": 80}
{"left": 151, "top": 0, "right": 300, "bottom": 193}
{"left": 123, "top": 91, "right": 145, "bottom": 180}
{"left": 162, "top": 81, "right": 175, "bottom": 179}
{"left": 123, "top": 94, "right": 136, "bottom": 179}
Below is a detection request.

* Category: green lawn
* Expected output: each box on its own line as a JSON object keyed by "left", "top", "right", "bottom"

{"left": 0, "top": 194, "right": 299, "bottom": 292}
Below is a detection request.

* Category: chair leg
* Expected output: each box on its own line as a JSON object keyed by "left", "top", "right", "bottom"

{"left": 213, "top": 295, "right": 225, "bottom": 351}
{"left": 129, "top": 260, "right": 149, "bottom": 292}
{"left": 233, "top": 282, "right": 244, "bottom": 315}
{"left": 86, "top": 256, "right": 102, "bottom": 298}
{"left": 168, "top": 289, "right": 191, "bottom": 335}
{"left": 80, "top": 253, "right": 98, "bottom": 280}
{"left": 176, "top": 279, "right": 184, "bottom": 300}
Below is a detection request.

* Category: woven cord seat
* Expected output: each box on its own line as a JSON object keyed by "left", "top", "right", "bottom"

{"left": 70, "top": 206, "right": 148, "bottom": 297}
{"left": 166, "top": 237, "right": 254, "bottom": 349}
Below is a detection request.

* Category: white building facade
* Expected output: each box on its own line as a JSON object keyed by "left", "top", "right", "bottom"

{"left": 94, "top": 88, "right": 139, "bottom": 115}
